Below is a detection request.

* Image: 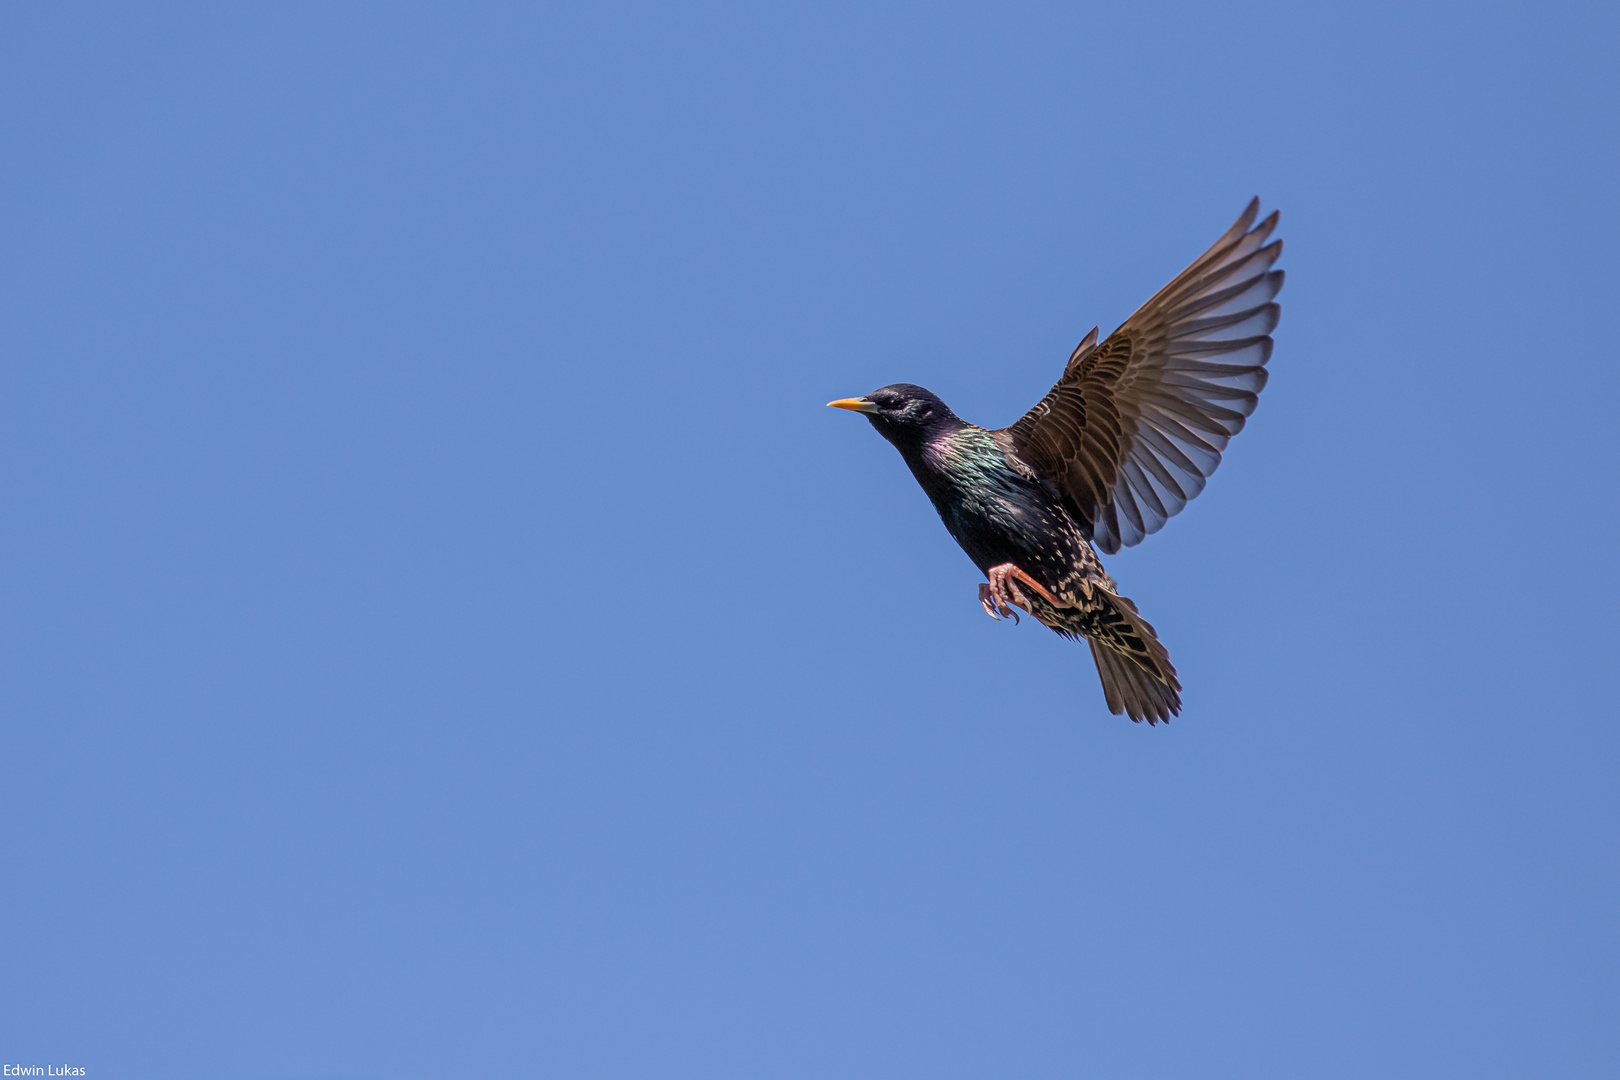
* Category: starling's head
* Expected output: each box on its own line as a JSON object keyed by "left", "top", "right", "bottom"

{"left": 827, "top": 383, "right": 960, "bottom": 449}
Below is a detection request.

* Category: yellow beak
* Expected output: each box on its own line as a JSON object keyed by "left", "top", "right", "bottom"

{"left": 827, "top": 397, "right": 879, "bottom": 414}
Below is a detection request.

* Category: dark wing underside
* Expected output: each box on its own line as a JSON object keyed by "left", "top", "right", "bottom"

{"left": 998, "top": 198, "right": 1283, "bottom": 553}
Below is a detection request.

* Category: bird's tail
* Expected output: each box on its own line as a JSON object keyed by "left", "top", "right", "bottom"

{"left": 1085, "top": 591, "right": 1181, "bottom": 724}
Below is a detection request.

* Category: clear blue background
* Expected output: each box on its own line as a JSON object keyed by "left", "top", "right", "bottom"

{"left": 2, "top": 3, "right": 1616, "bottom": 1077}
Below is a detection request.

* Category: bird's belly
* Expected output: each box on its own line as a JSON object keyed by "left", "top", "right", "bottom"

{"left": 941, "top": 490, "right": 1098, "bottom": 592}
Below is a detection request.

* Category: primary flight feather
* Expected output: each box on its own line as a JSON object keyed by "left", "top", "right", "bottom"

{"left": 829, "top": 199, "right": 1283, "bottom": 722}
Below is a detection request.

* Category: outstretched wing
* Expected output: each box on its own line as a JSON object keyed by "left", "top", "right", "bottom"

{"left": 998, "top": 198, "right": 1283, "bottom": 553}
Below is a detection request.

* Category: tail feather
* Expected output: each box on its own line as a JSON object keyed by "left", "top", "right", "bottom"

{"left": 1024, "top": 584, "right": 1183, "bottom": 723}
{"left": 1085, "top": 592, "right": 1181, "bottom": 724}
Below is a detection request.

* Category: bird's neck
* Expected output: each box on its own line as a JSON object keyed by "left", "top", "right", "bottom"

{"left": 895, "top": 421, "right": 988, "bottom": 499}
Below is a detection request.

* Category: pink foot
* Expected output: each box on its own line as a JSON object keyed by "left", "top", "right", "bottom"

{"left": 985, "top": 562, "right": 1066, "bottom": 617}
{"left": 980, "top": 582, "right": 1019, "bottom": 623}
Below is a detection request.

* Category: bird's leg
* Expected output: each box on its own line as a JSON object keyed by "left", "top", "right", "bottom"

{"left": 979, "top": 582, "right": 1020, "bottom": 623}
{"left": 985, "top": 562, "right": 1068, "bottom": 616}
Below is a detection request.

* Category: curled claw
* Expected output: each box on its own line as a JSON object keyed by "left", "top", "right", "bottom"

{"left": 979, "top": 583, "right": 999, "bottom": 620}
{"left": 984, "top": 562, "right": 1066, "bottom": 622}
{"left": 978, "top": 582, "right": 1019, "bottom": 624}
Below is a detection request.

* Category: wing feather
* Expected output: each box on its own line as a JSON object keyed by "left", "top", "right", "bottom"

{"left": 999, "top": 199, "right": 1283, "bottom": 552}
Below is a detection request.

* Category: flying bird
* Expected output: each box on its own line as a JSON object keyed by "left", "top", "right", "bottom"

{"left": 828, "top": 199, "right": 1282, "bottom": 723}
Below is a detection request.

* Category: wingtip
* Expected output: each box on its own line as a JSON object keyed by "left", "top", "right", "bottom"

{"left": 1242, "top": 198, "right": 1284, "bottom": 228}
{"left": 1219, "top": 198, "right": 1261, "bottom": 244}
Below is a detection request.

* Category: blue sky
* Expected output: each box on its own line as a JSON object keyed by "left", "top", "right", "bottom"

{"left": 1, "top": 2, "right": 1616, "bottom": 1077}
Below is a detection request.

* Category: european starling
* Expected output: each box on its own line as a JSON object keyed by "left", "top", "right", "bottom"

{"left": 829, "top": 199, "right": 1283, "bottom": 723}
